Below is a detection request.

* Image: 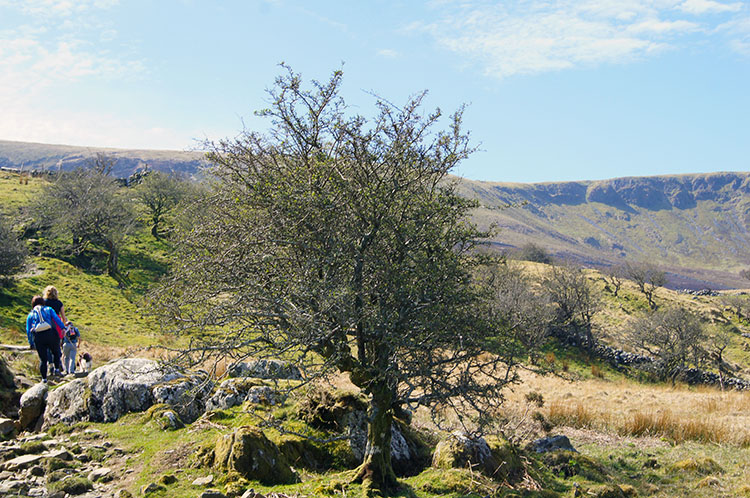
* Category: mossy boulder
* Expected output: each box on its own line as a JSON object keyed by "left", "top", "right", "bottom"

{"left": 48, "top": 476, "right": 93, "bottom": 494}
{"left": 297, "top": 387, "right": 429, "bottom": 476}
{"left": 432, "top": 432, "right": 498, "bottom": 474}
{"left": 670, "top": 457, "right": 722, "bottom": 475}
{"left": 298, "top": 388, "right": 367, "bottom": 430}
{"left": 145, "top": 403, "right": 184, "bottom": 430}
{"left": 485, "top": 435, "right": 524, "bottom": 483}
{"left": 214, "top": 426, "right": 297, "bottom": 485}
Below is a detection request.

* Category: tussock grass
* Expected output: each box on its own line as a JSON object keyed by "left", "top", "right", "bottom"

{"left": 506, "top": 370, "right": 750, "bottom": 448}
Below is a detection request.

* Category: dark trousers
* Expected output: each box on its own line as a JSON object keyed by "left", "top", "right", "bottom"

{"left": 34, "top": 329, "right": 62, "bottom": 380}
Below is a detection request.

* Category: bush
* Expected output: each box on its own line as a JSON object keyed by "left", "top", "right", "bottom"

{"left": 515, "top": 243, "right": 553, "bottom": 264}
{"left": 0, "top": 215, "right": 26, "bottom": 278}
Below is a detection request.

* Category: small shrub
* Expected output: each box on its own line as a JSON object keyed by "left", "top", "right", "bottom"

{"left": 561, "top": 360, "right": 570, "bottom": 372}
{"left": 545, "top": 352, "right": 556, "bottom": 366}
{"left": 525, "top": 391, "right": 545, "bottom": 407}
{"left": 591, "top": 364, "right": 604, "bottom": 378}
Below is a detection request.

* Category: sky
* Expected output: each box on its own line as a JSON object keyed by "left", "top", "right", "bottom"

{"left": 1, "top": 0, "right": 749, "bottom": 183}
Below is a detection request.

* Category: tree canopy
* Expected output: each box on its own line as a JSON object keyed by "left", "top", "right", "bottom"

{"left": 151, "top": 67, "right": 535, "bottom": 493}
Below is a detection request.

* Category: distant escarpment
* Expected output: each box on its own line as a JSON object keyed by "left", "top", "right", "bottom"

{"left": 0, "top": 140, "right": 208, "bottom": 179}
{"left": 456, "top": 172, "right": 750, "bottom": 289}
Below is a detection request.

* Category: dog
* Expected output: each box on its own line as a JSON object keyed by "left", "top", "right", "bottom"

{"left": 78, "top": 352, "right": 93, "bottom": 373}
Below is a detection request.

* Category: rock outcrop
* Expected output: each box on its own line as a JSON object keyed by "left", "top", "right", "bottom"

{"left": 213, "top": 426, "right": 297, "bottom": 485}
{"left": 228, "top": 359, "right": 302, "bottom": 380}
{"left": 18, "top": 382, "right": 47, "bottom": 431}
{"left": 43, "top": 358, "right": 214, "bottom": 428}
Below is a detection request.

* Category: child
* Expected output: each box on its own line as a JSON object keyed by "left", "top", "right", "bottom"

{"left": 62, "top": 321, "right": 80, "bottom": 375}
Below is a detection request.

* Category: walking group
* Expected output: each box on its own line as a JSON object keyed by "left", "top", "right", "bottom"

{"left": 25, "top": 286, "right": 81, "bottom": 383}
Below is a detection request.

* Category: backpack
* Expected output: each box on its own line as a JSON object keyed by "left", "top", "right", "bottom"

{"left": 32, "top": 305, "right": 52, "bottom": 333}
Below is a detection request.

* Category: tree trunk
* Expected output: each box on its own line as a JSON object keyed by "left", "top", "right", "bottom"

{"left": 151, "top": 222, "right": 160, "bottom": 240}
{"left": 354, "top": 383, "right": 398, "bottom": 495}
{"left": 106, "top": 241, "right": 119, "bottom": 277}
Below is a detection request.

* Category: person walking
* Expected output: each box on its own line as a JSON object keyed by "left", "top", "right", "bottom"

{"left": 43, "top": 285, "right": 67, "bottom": 324}
{"left": 43, "top": 285, "right": 67, "bottom": 375}
{"left": 26, "top": 295, "right": 66, "bottom": 383}
{"left": 61, "top": 321, "right": 80, "bottom": 375}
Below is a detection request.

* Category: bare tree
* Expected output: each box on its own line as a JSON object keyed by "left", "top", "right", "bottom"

{"left": 0, "top": 215, "right": 26, "bottom": 280}
{"left": 479, "top": 261, "right": 554, "bottom": 363}
{"left": 149, "top": 67, "right": 534, "bottom": 493}
{"left": 719, "top": 294, "right": 749, "bottom": 321}
{"left": 37, "top": 158, "right": 134, "bottom": 277}
{"left": 543, "top": 263, "right": 600, "bottom": 348}
{"left": 628, "top": 307, "right": 707, "bottom": 383}
{"left": 624, "top": 261, "right": 667, "bottom": 310}
{"left": 603, "top": 264, "right": 624, "bottom": 297}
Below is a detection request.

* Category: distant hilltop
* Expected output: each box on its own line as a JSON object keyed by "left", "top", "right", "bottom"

{"left": 455, "top": 172, "right": 750, "bottom": 290}
{"left": 0, "top": 140, "right": 208, "bottom": 179}
{"left": 3, "top": 139, "right": 749, "bottom": 289}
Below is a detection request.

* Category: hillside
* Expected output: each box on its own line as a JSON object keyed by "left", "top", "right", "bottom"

{"left": 3, "top": 139, "right": 749, "bottom": 288}
{"left": 0, "top": 140, "right": 208, "bottom": 179}
{"left": 456, "top": 172, "right": 750, "bottom": 290}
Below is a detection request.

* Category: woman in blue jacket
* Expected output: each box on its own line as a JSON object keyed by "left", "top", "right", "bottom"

{"left": 26, "top": 295, "right": 66, "bottom": 382}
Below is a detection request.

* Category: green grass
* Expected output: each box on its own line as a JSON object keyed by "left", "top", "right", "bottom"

{"left": 0, "top": 171, "right": 46, "bottom": 216}
{"left": 0, "top": 256, "right": 170, "bottom": 349}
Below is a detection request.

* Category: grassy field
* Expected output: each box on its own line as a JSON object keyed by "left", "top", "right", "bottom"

{"left": 4, "top": 170, "right": 750, "bottom": 497}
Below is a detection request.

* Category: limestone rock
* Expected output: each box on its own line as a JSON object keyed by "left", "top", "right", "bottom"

{"left": 214, "top": 427, "right": 297, "bottom": 484}
{"left": 228, "top": 359, "right": 301, "bottom": 380}
{"left": 88, "top": 358, "right": 180, "bottom": 422}
{"left": 2, "top": 453, "right": 44, "bottom": 470}
{"left": 88, "top": 466, "right": 113, "bottom": 482}
{"left": 200, "top": 490, "right": 227, "bottom": 498}
{"left": 140, "top": 482, "right": 165, "bottom": 495}
{"left": 528, "top": 435, "right": 577, "bottom": 453}
{"left": 245, "top": 385, "right": 277, "bottom": 405}
{"left": 0, "top": 417, "right": 15, "bottom": 438}
{"left": 192, "top": 474, "right": 214, "bottom": 486}
{"left": 433, "top": 432, "right": 492, "bottom": 472}
{"left": 206, "top": 378, "right": 261, "bottom": 411}
{"left": 18, "top": 382, "right": 48, "bottom": 431}
{"left": 151, "top": 373, "right": 213, "bottom": 423}
{"left": 43, "top": 378, "right": 89, "bottom": 428}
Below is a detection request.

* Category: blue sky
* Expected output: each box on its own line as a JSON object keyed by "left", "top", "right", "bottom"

{"left": 1, "top": 0, "right": 748, "bottom": 183}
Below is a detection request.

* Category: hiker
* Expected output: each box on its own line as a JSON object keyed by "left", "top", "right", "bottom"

{"left": 43, "top": 285, "right": 67, "bottom": 375}
{"left": 43, "top": 285, "right": 67, "bottom": 324}
{"left": 62, "top": 321, "right": 80, "bottom": 375}
{"left": 26, "top": 295, "right": 66, "bottom": 383}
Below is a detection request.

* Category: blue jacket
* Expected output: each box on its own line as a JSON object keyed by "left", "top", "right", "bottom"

{"left": 26, "top": 305, "right": 66, "bottom": 349}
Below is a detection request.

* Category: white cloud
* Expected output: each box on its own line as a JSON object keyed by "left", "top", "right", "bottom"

{"left": 679, "top": 0, "right": 742, "bottom": 15}
{"left": 627, "top": 19, "right": 700, "bottom": 33}
{"left": 377, "top": 48, "right": 399, "bottom": 58}
{"left": 719, "top": 14, "right": 750, "bottom": 54}
{"left": 414, "top": 0, "right": 748, "bottom": 78}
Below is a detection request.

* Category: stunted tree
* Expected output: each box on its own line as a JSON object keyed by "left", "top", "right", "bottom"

{"left": 135, "top": 171, "right": 191, "bottom": 239}
{"left": 543, "top": 263, "right": 600, "bottom": 348}
{"left": 150, "top": 67, "right": 535, "bottom": 493}
{"left": 603, "top": 264, "right": 624, "bottom": 297}
{"left": 480, "top": 262, "right": 554, "bottom": 363}
{"left": 38, "top": 156, "right": 134, "bottom": 277}
{"left": 628, "top": 307, "right": 707, "bottom": 383}
{"left": 624, "top": 261, "right": 667, "bottom": 310}
{"left": 0, "top": 215, "right": 26, "bottom": 280}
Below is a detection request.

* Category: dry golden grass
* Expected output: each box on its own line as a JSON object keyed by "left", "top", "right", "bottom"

{"left": 504, "top": 370, "right": 750, "bottom": 447}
